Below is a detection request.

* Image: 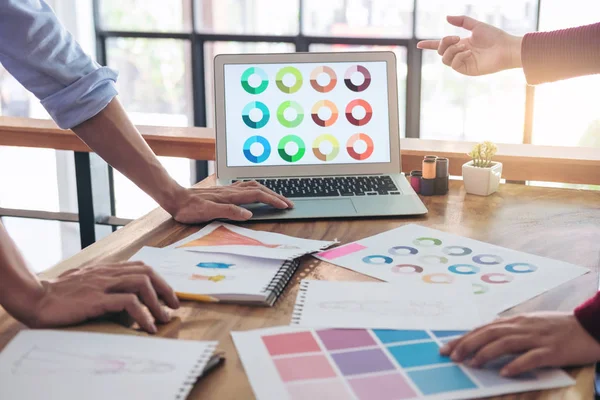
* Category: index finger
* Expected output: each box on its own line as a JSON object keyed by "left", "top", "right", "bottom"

{"left": 234, "top": 181, "right": 295, "bottom": 208}
{"left": 225, "top": 189, "right": 289, "bottom": 209}
{"left": 108, "top": 264, "right": 180, "bottom": 309}
{"left": 417, "top": 40, "right": 441, "bottom": 50}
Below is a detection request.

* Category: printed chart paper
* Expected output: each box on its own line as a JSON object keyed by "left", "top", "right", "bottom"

{"left": 315, "top": 224, "right": 589, "bottom": 316}
{"left": 130, "top": 246, "right": 283, "bottom": 298}
{"left": 168, "top": 222, "right": 336, "bottom": 259}
{"left": 0, "top": 330, "right": 217, "bottom": 400}
{"left": 232, "top": 326, "right": 574, "bottom": 400}
{"left": 291, "top": 280, "right": 485, "bottom": 330}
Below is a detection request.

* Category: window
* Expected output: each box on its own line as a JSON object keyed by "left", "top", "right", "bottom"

{"left": 196, "top": 0, "right": 299, "bottom": 35}
{"left": 99, "top": 0, "right": 191, "bottom": 31}
{"left": 3, "top": 0, "right": 598, "bottom": 272}
{"left": 303, "top": 0, "right": 413, "bottom": 38}
{"left": 532, "top": 0, "right": 600, "bottom": 148}
{"left": 418, "top": 1, "right": 537, "bottom": 143}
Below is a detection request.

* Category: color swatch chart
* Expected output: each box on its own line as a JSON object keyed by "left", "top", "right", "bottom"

{"left": 315, "top": 224, "right": 588, "bottom": 317}
{"left": 223, "top": 61, "right": 391, "bottom": 167}
{"left": 232, "top": 326, "right": 573, "bottom": 400}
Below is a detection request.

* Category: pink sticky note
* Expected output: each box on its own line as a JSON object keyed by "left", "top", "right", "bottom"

{"left": 318, "top": 243, "right": 367, "bottom": 260}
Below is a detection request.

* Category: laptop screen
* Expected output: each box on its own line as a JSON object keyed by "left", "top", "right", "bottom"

{"left": 223, "top": 61, "right": 391, "bottom": 167}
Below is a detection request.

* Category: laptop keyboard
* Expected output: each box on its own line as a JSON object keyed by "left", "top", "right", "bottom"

{"left": 232, "top": 176, "right": 401, "bottom": 198}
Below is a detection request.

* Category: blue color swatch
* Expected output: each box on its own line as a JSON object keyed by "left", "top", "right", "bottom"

{"left": 387, "top": 342, "right": 452, "bottom": 368}
{"left": 196, "top": 262, "right": 235, "bottom": 269}
{"left": 373, "top": 329, "right": 431, "bottom": 344}
{"left": 408, "top": 365, "right": 477, "bottom": 395}
{"left": 432, "top": 330, "right": 469, "bottom": 338}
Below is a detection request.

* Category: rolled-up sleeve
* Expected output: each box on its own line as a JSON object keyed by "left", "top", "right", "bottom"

{"left": 0, "top": 0, "right": 118, "bottom": 129}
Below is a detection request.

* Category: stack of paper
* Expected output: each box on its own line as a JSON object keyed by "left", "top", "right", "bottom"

{"left": 230, "top": 223, "right": 588, "bottom": 399}
{"left": 131, "top": 222, "right": 336, "bottom": 305}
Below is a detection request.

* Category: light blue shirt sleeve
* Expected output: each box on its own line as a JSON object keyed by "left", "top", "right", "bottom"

{"left": 0, "top": 0, "right": 118, "bottom": 129}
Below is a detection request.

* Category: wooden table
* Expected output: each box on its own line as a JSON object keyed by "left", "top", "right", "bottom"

{"left": 1, "top": 178, "right": 599, "bottom": 399}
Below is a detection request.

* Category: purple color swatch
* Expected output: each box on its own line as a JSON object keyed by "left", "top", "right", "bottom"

{"left": 331, "top": 348, "right": 395, "bottom": 376}
{"left": 317, "top": 329, "right": 376, "bottom": 351}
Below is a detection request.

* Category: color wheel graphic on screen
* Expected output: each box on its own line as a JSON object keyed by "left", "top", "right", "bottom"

{"left": 243, "top": 135, "right": 271, "bottom": 163}
{"left": 310, "top": 66, "right": 337, "bottom": 93}
{"left": 312, "top": 134, "right": 340, "bottom": 162}
{"left": 241, "top": 67, "right": 268, "bottom": 94}
{"left": 346, "top": 99, "right": 373, "bottom": 126}
{"left": 311, "top": 100, "right": 338, "bottom": 127}
{"left": 344, "top": 65, "right": 372, "bottom": 92}
{"left": 277, "top": 101, "right": 304, "bottom": 128}
{"left": 346, "top": 133, "right": 374, "bottom": 160}
{"left": 278, "top": 135, "right": 306, "bottom": 163}
{"left": 276, "top": 66, "right": 303, "bottom": 94}
{"left": 242, "top": 101, "right": 270, "bottom": 129}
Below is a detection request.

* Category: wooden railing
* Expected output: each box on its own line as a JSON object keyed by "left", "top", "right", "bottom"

{"left": 2, "top": 116, "right": 599, "bottom": 185}
{"left": 0, "top": 116, "right": 215, "bottom": 160}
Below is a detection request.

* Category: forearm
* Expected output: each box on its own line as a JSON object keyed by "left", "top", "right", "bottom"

{"left": 521, "top": 22, "right": 600, "bottom": 85}
{"left": 0, "top": 223, "right": 44, "bottom": 325}
{"left": 71, "top": 98, "right": 187, "bottom": 215}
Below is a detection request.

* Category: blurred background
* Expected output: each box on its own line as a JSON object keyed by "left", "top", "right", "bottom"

{"left": 1, "top": 0, "right": 599, "bottom": 271}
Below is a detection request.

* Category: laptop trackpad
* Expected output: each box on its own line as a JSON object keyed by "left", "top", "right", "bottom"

{"left": 246, "top": 198, "right": 357, "bottom": 219}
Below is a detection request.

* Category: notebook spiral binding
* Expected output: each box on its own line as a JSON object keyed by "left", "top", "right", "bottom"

{"left": 261, "top": 259, "right": 301, "bottom": 306}
{"left": 290, "top": 280, "right": 310, "bottom": 325}
{"left": 174, "top": 344, "right": 217, "bottom": 400}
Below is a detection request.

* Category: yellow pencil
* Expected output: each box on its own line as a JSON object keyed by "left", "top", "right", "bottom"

{"left": 176, "top": 292, "right": 220, "bottom": 303}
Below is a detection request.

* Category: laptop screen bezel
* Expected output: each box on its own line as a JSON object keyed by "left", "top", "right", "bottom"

{"left": 214, "top": 51, "right": 401, "bottom": 179}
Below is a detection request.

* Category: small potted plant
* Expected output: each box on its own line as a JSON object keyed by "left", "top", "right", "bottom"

{"left": 462, "top": 141, "right": 502, "bottom": 196}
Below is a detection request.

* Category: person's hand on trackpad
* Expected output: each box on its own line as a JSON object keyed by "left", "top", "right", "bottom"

{"left": 171, "top": 180, "right": 294, "bottom": 223}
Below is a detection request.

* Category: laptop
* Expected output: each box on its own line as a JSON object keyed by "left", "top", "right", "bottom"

{"left": 213, "top": 51, "right": 427, "bottom": 220}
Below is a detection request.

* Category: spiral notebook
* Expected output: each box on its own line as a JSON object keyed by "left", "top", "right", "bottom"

{"left": 0, "top": 330, "right": 219, "bottom": 400}
{"left": 130, "top": 246, "right": 299, "bottom": 306}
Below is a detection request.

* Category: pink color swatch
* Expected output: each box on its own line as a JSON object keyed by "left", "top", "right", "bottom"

{"left": 262, "top": 332, "right": 320, "bottom": 356}
{"left": 274, "top": 354, "right": 336, "bottom": 382}
{"left": 348, "top": 373, "right": 417, "bottom": 400}
{"left": 318, "top": 243, "right": 367, "bottom": 260}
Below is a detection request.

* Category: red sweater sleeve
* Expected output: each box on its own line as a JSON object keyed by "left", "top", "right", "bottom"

{"left": 574, "top": 291, "right": 600, "bottom": 343}
{"left": 521, "top": 22, "right": 600, "bottom": 85}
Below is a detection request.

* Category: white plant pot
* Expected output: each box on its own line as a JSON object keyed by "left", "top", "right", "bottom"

{"left": 462, "top": 161, "right": 503, "bottom": 196}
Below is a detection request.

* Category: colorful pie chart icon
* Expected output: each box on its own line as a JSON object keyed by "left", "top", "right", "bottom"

{"left": 278, "top": 135, "right": 306, "bottom": 163}
{"left": 310, "top": 66, "right": 337, "bottom": 93}
{"left": 277, "top": 101, "right": 304, "bottom": 128}
{"left": 241, "top": 67, "right": 268, "bottom": 94}
{"left": 242, "top": 101, "right": 270, "bottom": 129}
{"left": 311, "top": 100, "right": 338, "bottom": 127}
{"left": 346, "top": 133, "right": 374, "bottom": 160}
{"left": 344, "top": 65, "right": 371, "bottom": 92}
{"left": 243, "top": 135, "right": 271, "bottom": 164}
{"left": 276, "top": 66, "right": 303, "bottom": 94}
{"left": 312, "top": 134, "right": 340, "bottom": 162}
{"left": 345, "top": 99, "right": 373, "bottom": 126}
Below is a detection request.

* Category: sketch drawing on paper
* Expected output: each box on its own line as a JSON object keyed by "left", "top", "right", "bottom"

{"left": 177, "top": 226, "right": 300, "bottom": 249}
{"left": 189, "top": 274, "right": 229, "bottom": 282}
{"left": 11, "top": 346, "right": 176, "bottom": 375}
{"left": 318, "top": 300, "right": 451, "bottom": 317}
{"left": 196, "top": 262, "right": 235, "bottom": 269}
